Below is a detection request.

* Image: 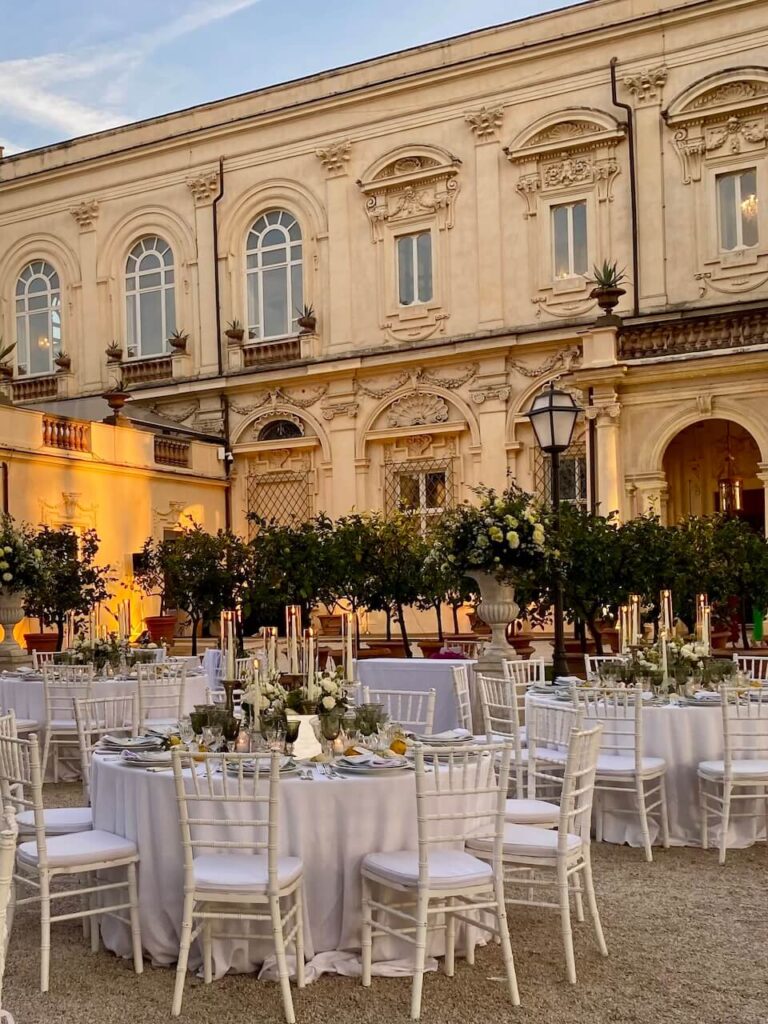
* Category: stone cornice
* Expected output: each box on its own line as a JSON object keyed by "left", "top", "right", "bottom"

{"left": 1, "top": 1, "right": 763, "bottom": 194}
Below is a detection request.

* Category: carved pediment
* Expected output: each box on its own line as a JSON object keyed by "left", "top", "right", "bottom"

{"left": 357, "top": 146, "right": 461, "bottom": 242}
{"left": 385, "top": 392, "right": 449, "bottom": 428}
{"left": 664, "top": 70, "right": 768, "bottom": 183}
{"left": 506, "top": 108, "right": 626, "bottom": 163}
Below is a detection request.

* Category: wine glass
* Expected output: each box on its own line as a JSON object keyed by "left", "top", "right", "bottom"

{"left": 320, "top": 713, "right": 342, "bottom": 760}
{"left": 264, "top": 718, "right": 286, "bottom": 753}
{"left": 178, "top": 718, "right": 195, "bottom": 748}
{"left": 210, "top": 724, "right": 223, "bottom": 751}
{"left": 284, "top": 719, "right": 300, "bottom": 757}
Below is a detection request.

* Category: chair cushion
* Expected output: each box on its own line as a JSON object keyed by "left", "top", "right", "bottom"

{"left": 17, "top": 806, "right": 92, "bottom": 835}
{"left": 48, "top": 720, "right": 78, "bottom": 731}
{"left": 529, "top": 746, "right": 568, "bottom": 763}
{"left": 362, "top": 849, "right": 492, "bottom": 890}
{"left": 698, "top": 758, "right": 768, "bottom": 779}
{"left": 13, "top": 719, "right": 38, "bottom": 733}
{"left": 504, "top": 798, "right": 560, "bottom": 826}
{"left": 595, "top": 754, "right": 666, "bottom": 775}
{"left": 17, "top": 829, "right": 137, "bottom": 868}
{"left": 468, "top": 823, "right": 582, "bottom": 859}
{"left": 193, "top": 853, "right": 303, "bottom": 893}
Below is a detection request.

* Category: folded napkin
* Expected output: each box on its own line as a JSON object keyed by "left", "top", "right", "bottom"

{"left": 414, "top": 728, "right": 472, "bottom": 743}
{"left": 339, "top": 753, "right": 407, "bottom": 769}
{"left": 694, "top": 691, "right": 721, "bottom": 701}
{"left": 100, "top": 735, "right": 162, "bottom": 750}
{"left": 121, "top": 749, "right": 172, "bottom": 764}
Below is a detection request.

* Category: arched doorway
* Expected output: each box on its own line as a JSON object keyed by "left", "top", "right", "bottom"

{"left": 663, "top": 419, "right": 764, "bottom": 531}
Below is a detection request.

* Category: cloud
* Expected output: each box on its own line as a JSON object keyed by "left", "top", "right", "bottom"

{"left": 0, "top": 0, "right": 262, "bottom": 148}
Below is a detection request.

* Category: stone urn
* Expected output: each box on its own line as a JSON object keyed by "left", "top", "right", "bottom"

{"left": 0, "top": 590, "right": 27, "bottom": 663}
{"left": 468, "top": 571, "right": 519, "bottom": 676}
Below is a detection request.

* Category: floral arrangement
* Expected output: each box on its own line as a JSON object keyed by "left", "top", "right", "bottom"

{"left": 427, "top": 485, "right": 551, "bottom": 585}
{"left": 242, "top": 672, "right": 287, "bottom": 720}
{"left": 0, "top": 516, "right": 40, "bottom": 593}
{"left": 64, "top": 632, "right": 126, "bottom": 673}
{"left": 600, "top": 635, "right": 735, "bottom": 693}
{"left": 308, "top": 666, "right": 349, "bottom": 715}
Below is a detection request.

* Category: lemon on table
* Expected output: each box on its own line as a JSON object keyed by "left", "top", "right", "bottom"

{"left": 168, "top": 735, "right": 181, "bottom": 747}
{"left": 390, "top": 738, "right": 407, "bottom": 756}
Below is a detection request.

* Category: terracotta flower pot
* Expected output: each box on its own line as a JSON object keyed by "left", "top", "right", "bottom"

{"left": 590, "top": 285, "right": 626, "bottom": 316}
{"left": 24, "top": 632, "right": 58, "bottom": 654}
{"left": 144, "top": 614, "right": 177, "bottom": 646}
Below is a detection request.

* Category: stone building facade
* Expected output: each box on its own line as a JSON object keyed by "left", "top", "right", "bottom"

{"left": 1, "top": 0, "right": 768, "bottom": 586}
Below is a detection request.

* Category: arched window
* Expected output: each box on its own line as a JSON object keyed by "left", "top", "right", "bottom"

{"left": 15, "top": 261, "right": 61, "bottom": 376}
{"left": 246, "top": 211, "right": 303, "bottom": 340}
{"left": 125, "top": 236, "right": 176, "bottom": 359}
{"left": 257, "top": 419, "right": 303, "bottom": 441}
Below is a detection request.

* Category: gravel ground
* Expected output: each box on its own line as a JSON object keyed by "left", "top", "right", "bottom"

{"left": 4, "top": 782, "right": 768, "bottom": 1024}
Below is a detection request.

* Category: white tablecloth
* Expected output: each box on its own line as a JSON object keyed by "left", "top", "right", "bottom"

{"left": 91, "top": 757, "right": 475, "bottom": 978}
{"left": 528, "top": 694, "right": 766, "bottom": 848}
{"left": 0, "top": 672, "right": 209, "bottom": 725}
{"left": 355, "top": 658, "right": 475, "bottom": 733}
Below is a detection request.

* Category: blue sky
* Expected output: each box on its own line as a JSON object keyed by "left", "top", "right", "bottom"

{"left": 0, "top": 0, "right": 576, "bottom": 155}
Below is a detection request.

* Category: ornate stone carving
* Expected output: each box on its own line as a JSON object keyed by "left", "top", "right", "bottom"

{"left": 70, "top": 200, "right": 99, "bottom": 230}
{"left": 584, "top": 402, "right": 621, "bottom": 422}
{"left": 540, "top": 156, "right": 620, "bottom": 201}
{"left": 507, "top": 347, "right": 580, "bottom": 377}
{"left": 470, "top": 385, "right": 511, "bottom": 405}
{"left": 40, "top": 491, "right": 97, "bottom": 528}
{"left": 523, "top": 120, "right": 602, "bottom": 148}
{"left": 149, "top": 400, "right": 200, "bottom": 424}
{"left": 704, "top": 115, "right": 768, "bottom": 155}
{"left": 696, "top": 393, "right": 713, "bottom": 416}
{"left": 186, "top": 172, "right": 220, "bottom": 204}
{"left": 356, "top": 363, "right": 477, "bottom": 398}
{"left": 465, "top": 105, "right": 504, "bottom": 141}
{"left": 403, "top": 434, "right": 434, "bottom": 456}
{"left": 315, "top": 139, "right": 352, "bottom": 175}
{"left": 688, "top": 81, "right": 768, "bottom": 112}
{"left": 358, "top": 152, "right": 461, "bottom": 242}
{"left": 415, "top": 363, "right": 478, "bottom": 389}
{"left": 250, "top": 412, "right": 306, "bottom": 439}
{"left": 516, "top": 173, "right": 541, "bottom": 218}
{"left": 230, "top": 386, "right": 327, "bottom": 416}
{"left": 386, "top": 392, "right": 449, "bottom": 428}
{"left": 153, "top": 501, "right": 187, "bottom": 529}
{"left": 356, "top": 372, "right": 411, "bottom": 399}
{"left": 623, "top": 65, "right": 668, "bottom": 105}
{"left": 320, "top": 401, "right": 359, "bottom": 421}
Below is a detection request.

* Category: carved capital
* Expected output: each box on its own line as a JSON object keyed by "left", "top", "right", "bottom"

{"left": 465, "top": 105, "right": 504, "bottom": 142}
{"left": 623, "top": 65, "right": 668, "bottom": 105}
{"left": 70, "top": 200, "right": 99, "bottom": 231}
{"left": 470, "top": 385, "right": 511, "bottom": 405}
{"left": 515, "top": 173, "right": 541, "bottom": 218}
{"left": 187, "top": 172, "right": 220, "bottom": 204}
{"left": 584, "top": 401, "right": 621, "bottom": 422}
{"left": 315, "top": 139, "right": 352, "bottom": 176}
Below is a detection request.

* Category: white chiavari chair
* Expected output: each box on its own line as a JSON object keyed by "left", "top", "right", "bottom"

{"left": 74, "top": 695, "right": 138, "bottom": 804}
{"left": 205, "top": 686, "right": 244, "bottom": 716}
{"left": 698, "top": 684, "right": 768, "bottom": 864}
{"left": 41, "top": 665, "right": 94, "bottom": 782}
{"left": 584, "top": 654, "right": 626, "bottom": 682}
{"left": 468, "top": 722, "right": 607, "bottom": 984}
{"left": 235, "top": 657, "right": 256, "bottom": 683}
{"left": 171, "top": 750, "right": 305, "bottom": 1021}
{"left": 503, "top": 657, "right": 546, "bottom": 687}
{"left": 451, "top": 665, "right": 473, "bottom": 733}
{"left": 1, "top": 733, "right": 142, "bottom": 992}
{"left": 572, "top": 685, "right": 669, "bottom": 862}
{"left": 0, "top": 710, "right": 91, "bottom": 839}
{"left": 0, "top": 804, "right": 17, "bottom": 1024}
{"left": 361, "top": 741, "right": 519, "bottom": 1019}
{"left": 360, "top": 686, "right": 436, "bottom": 735}
{"left": 31, "top": 651, "right": 59, "bottom": 671}
{"left": 136, "top": 662, "right": 186, "bottom": 728}
{"left": 441, "top": 640, "right": 481, "bottom": 658}
{"left": 732, "top": 653, "right": 768, "bottom": 683}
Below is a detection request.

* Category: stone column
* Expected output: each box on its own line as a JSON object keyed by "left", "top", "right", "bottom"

{"left": 629, "top": 473, "right": 669, "bottom": 521}
{"left": 585, "top": 398, "right": 622, "bottom": 517}
{"left": 622, "top": 65, "right": 669, "bottom": 309}
{"left": 465, "top": 106, "right": 505, "bottom": 328}
{"left": 187, "top": 170, "right": 221, "bottom": 376}
{"left": 320, "top": 395, "right": 359, "bottom": 518}
{"left": 70, "top": 200, "right": 101, "bottom": 390}
{"left": 316, "top": 141, "right": 353, "bottom": 353}
{"left": 469, "top": 379, "right": 511, "bottom": 492}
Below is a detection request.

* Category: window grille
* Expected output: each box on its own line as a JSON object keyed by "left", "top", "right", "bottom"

{"left": 384, "top": 458, "right": 453, "bottom": 532}
{"left": 533, "top": 441, "right": 587, "bottom": 511}
{"left": 246, "top": 470, "right": 311, "bottom": 534}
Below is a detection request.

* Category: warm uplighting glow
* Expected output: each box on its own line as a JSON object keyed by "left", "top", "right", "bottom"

{"left": 741, "top": 193, "right": 759, "bottom": 219}
{"left": 36, "top": 335, "right": 50, "bottom": 350}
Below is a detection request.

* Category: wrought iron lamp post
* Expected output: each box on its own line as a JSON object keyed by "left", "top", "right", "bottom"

{"left": 527, "top": 381, "right": 581, "bottom": 679}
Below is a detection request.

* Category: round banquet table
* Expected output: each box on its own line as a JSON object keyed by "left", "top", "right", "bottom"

{"left": 0, "top": 671, "right": 209, "bottom": 726}
{"left": 355, "top": 658, "right": 475, "bottom": 733}
{"left": 528, "top": 694, "right": 767, "bottom": 848}
{"left": 91, "top": 756, "right": 477, "bottom": 980}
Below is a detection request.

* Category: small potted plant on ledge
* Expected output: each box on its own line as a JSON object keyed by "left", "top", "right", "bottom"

{"left": 297, "top": 304, "right": 316, "bottom": 334}
{"left": 589, "top": 260, "right": 627, "bottom": 318}
{"left": 103, "top": 376, "right": 131, "bottom": 418}
{"left": 54, "top": 351, "right": 71, "bottom": 372}
{"left": 105, "top": 340, "right": 123, "bottom": 363}
{"left": 0, "top": 341, "right": 16, "bottom": 379}
{"left": 224, "top": 320, "right": 245, "bottom": 343}
{"left": 168, "top": 329, "right": 189, "bottom": 353}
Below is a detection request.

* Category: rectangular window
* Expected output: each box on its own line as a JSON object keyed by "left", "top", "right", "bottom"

{"left": 551, "top": 200, "right": 588, "bottom": 279}
{"left": 717, "top": 169, "right": 758, "bottom": 251}
{"left": 385, "top": 458, "right": 452, "bottom": 534}
{"left": 397, "top": 232, "right": 433, "bottom": 305}
{"left": 533, "top": 442, "right": 588, "bottom": 512}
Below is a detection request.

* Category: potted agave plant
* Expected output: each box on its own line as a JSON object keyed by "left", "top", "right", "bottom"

{"left": 105, "top": 340, "right": 123, "bottom": 363}
{"left": 168, "top": 329, "right": 189, "bottom": 353}
{"left": 103, "top": 376, "right": 131, "bottom": 417}
{"left": 589, "top": 260, "right": 627, "bottom": 317}
{"left": 224, "top": 320, "right": 245, "bottom": 343}
{"left": 0, "top": 341, "right": 16, "bottom": 380}
{"left": 54, "top": 351, "right": 71, "bottom": 371}
{"left": 296, "top": 304, "right": 316, "bottom": 334}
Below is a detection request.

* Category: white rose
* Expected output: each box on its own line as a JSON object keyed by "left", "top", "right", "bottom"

{"left": 506, "top": 530, "right": 520, "bottom": 549}
{"left": 3, "top": 547, "right": 11, "bottom": 555}
{"left": 322, "top": 680, "right": 335, "bottom": 693}
{"left": 1, "top": 573, "right": 12, "bottom": 583}
{"left": 321, "top": 695, "right": 336, "bottom": 711}
{"left": 0, "top": 562, "right": 9, "bottom": 571}
{"left": 258, "top": 694, "right": 270, "bottom": 710}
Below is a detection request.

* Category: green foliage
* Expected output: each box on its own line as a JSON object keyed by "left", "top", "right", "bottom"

{"left": 590, "top": 259, "right": 627, "bottom": 288}
{"left": 137, "top": 524, "right": 251, "bottom": 653}
{"left": 22, "top": 526, "right": 112, "bottom": 650}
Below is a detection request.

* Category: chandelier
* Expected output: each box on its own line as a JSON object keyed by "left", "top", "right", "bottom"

{"left": 741, "top": 193, "right": 759, "bottom": 219}
{"left": 718, "top": 422, "right": 743, "bottom": 516}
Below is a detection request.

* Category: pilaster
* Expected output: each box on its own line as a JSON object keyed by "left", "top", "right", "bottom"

{"left": 316, "top": 140, "right": 353, "bottom": 353}
{"left": 187, "top": 170, "right": 221, "bottom": 376}
{"left": 465, "top": 106, "right": 505, "bottom": 328}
